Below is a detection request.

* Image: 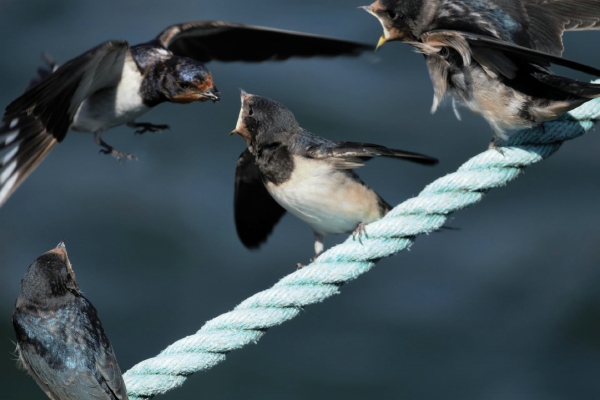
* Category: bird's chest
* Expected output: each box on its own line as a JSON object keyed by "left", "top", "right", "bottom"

{"left": 71, "top": 62, "right": 149, "bottom": 133}
{"left": 264, "top": 156, "right": 382, "bottom": 235}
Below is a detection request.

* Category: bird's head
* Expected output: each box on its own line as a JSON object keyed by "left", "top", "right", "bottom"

{"left": 230, "top": 90, "right": 298, "bottom": 151}
{"left": 361, "top": 0, "right": 422, "bottom": 47}
{"left": 160, "top": 57, "right": 220, "bottom": 103}
{"left": 16, "top": 241, "right": 79, "bottom": 304}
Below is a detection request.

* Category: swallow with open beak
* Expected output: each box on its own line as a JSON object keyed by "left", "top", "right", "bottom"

{"left": 231, "top": 91, "right": 438, "bottom": 259}
{"left": 0, "top": 20, "right": 371, "bottom": 208}
{"left": 361, "top": 0, "right": 600, "bottom": 141}
{"left": 12, "top": 242, "right": 128, "bottom": 399}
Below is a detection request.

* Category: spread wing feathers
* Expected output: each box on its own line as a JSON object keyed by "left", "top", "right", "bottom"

{"left": 4, "top": 40, "right": 131, "bottom": 141}
{"left": 0, "top": 59, "right": 60, "bottom": 208}
{"left": 156, "top": 21, "right": 370, "bottom": 63}
{"left": 524, "top": 0, "right": 600, "bottom": 54}
{"left": 424, "top": 30, "right": 600, "bottom": 79}
{"left": 305, "top": 141, "right": 439, "bottom": 169}
{"left": 234, "top": 149, "right": 286, "bottom": 249}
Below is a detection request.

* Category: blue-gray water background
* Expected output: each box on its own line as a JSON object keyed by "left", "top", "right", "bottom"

{"left": 1, "top": 1, "right": 600, "bottom": 399}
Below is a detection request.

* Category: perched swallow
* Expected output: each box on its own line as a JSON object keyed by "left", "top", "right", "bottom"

{"left": 0, "top": 21, "right": 371, "bottom": 208}
{"left": 361, "top": 0, "right": 600, "bottom": 140}
{"left": 232, "top": 92, "right": 438, "bottom": 259}
{"left": 12, "top": 242, "right": 128, "bottom": 400}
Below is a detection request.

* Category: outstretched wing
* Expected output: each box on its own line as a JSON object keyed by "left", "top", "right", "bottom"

{"left": 156, "top": 21, "right": 370, "bottom": 62}
{"left": 5, "top": 40, "right": 132, "bottom": 141}
{"left": 522, "top": 0, "right": 600, "bottom": 55}
{"left": 0, "top": 58, "right": 59, "bottom": 208}
{"left": 234, "top": 149, "right": 286, "bottom": 249}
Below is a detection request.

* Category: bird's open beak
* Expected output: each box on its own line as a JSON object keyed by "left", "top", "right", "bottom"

{"left": 359, "top": 5, "right": 374, "bottom": 15}
{"left": 377, "top": 35, "right": 387, "bottom": 50}
{"left": 359, "top": 4, "right": 389, "bottom": 50}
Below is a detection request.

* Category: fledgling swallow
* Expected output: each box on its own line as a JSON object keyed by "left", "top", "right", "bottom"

{"left": 0, "top": 21, "right": 371, "bottom": 208}
{"left": 361, "top": 0, "right": 600, "bottom": 141}
{"left": 12, "top": 242, "right": 128, "bottom": 400}
{"left": 231, "top": 91, "right": 438, "bottom": 259}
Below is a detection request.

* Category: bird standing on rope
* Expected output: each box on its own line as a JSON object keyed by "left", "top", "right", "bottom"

{"left": 231, "top": 91, "right": 438, "bottom": 259}
{"left": 12, "top": 242, "right": 128, "bottom": 399}
{"left": 0, "top": 21, "right": 371, "bottom": 208}
{"left": 361, "top": 0, "right": 600, "bottom": 141}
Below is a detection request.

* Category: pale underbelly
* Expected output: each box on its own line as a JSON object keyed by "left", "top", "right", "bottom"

{"left": 265, "top": 157, "right": 383, "bottom": 236}
{"left": 71, "top": 96, "right": 150, "bottom": 133}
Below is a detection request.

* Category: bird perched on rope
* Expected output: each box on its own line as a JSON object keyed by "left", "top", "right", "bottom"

{"left": 361, "top": 0, "right": 600, "bottom": 141}
{"left": 0, "top": 21, "right": 371, "bottom": 208}
{"left": 12, "top": 242, "right": 128, "bottom": 399}
{"left": 231, "top": 91, "right": 438, "bottom": 260}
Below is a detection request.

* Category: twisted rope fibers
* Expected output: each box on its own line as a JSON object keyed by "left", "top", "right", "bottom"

{"left": 122, "top": 98, "right": 600, "bottom": 399}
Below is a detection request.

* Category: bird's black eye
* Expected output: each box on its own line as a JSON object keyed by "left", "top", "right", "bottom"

{"left": 248, "top": 106, "right": 254, "bottom": 116}
{"left": 386, "top": 10, "right": 397, "bottom": 19}
{"left": 178, "top": 81, "right": 192, "bottom": 90}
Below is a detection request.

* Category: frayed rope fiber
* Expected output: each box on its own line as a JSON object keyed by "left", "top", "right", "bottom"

{"left": 123, "top": 97, "right": 600, "bottom": 399}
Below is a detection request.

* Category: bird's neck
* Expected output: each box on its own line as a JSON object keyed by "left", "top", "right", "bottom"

{"left": 255, "top": 143, "right": 294, "bottom": 186}
{"left": 131, "top": 43, "right": 172, "bottom": 107}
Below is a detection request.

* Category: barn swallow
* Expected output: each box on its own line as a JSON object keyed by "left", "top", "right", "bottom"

{"left": 231, "top": 91, "right": 438, "bottom": 259}
{"left": 361, "top": 0, "right": 600, "bottom": 141}
{"left": 12, "top": 242, "right": 128, "bottom": 399}
{"left": 0, "top": 21, "right": 371, "bottom": 208}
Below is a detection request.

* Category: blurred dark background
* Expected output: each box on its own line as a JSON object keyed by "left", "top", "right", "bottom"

{"left": 1, "top": 1, "right": 600, "bottom": 399}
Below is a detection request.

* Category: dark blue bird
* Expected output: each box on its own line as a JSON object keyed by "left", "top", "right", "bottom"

{"left": 12, "top": 242, "right": 128, "bottom": 399}
{"left": 0, "top": 20, "right": 370, "bottom": 208}
{"left": 362, "top": 0, "right": 600, "bottom": 141}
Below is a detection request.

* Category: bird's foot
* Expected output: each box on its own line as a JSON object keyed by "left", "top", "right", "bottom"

{"left": 488, "top": 138, "right": 505, "bottom": 155}
{"left": 297, "top": 253, "right": 321, "bottom": 270}
{"left": 352, "top": 222, "right": 368, "bottom": 244}
{"left": 99, "top": 145, "right": 137, "bottom": 162}
{"left": 128, "top": 122, "right": 170, "bottom": 135}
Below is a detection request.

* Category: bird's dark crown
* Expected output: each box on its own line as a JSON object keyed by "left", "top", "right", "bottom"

{"left": 142, "top": 56, "right": 219, "bottom": 106}
{"left": 17, "top": 250, "right": 79, "bottom": 305}
{"left": 367, "top": 0, "right": 429, "bottom": 41}
{"left": 233, "top": 92, "right": 299, "bottom": 151}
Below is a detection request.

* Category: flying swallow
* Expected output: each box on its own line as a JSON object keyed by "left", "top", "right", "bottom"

{"left": 0, "top": 21, "right": 371, "bottom": 207}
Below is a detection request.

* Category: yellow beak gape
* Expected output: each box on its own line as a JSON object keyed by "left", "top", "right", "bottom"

{"left": 376, "top": 35, "right": 387, "bottom": 50}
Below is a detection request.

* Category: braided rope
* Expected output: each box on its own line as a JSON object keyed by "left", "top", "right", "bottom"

{"left": 123, "top": 98, "right": 600, "bottom": 399}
